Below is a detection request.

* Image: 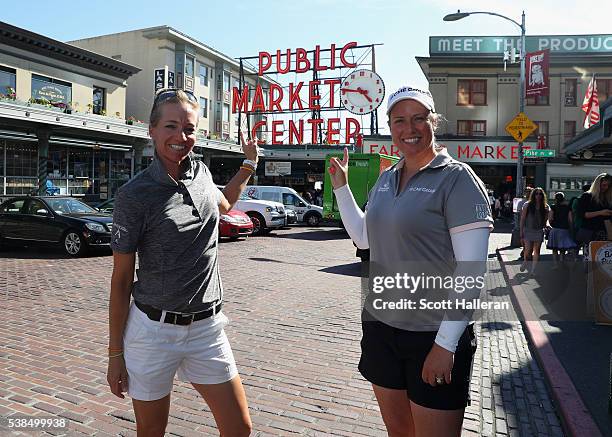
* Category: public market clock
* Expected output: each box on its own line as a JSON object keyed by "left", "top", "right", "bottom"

{"left": 341, "top": 69, "right": 385, "bottom": 115}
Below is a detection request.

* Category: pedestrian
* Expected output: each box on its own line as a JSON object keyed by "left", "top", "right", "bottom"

{"left": 107, "top": 88, "right": 255, "bottom": 436}
{"left": 519, "top": 187, "right": 550, "bottom": 274}
{"left": 328, "top": 85, "right": 492, "bottom": 436}
{"left": 516, "top": 187, "right": 533, "bottom": 260}
{"left": 494, "top": 196, "right": 502, "bottom": 221}
{"left": 575, "top": 173, "right": 612, "bottom": 256}
{"left": 546, "top": 192, "right": 576, "bottom": 267}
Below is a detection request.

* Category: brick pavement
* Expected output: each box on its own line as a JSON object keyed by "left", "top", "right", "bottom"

{"left": 0, "top": 226, "right": 564, "bottom": 436}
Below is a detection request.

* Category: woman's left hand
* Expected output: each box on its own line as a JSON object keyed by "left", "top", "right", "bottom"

{"left": 422, "top": 343, "right": 454, "bottom": 387}
{"left": 240, "top": 131, "right": 259, "bottom": 163}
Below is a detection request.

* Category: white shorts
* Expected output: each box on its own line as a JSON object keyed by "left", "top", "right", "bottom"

{"left": 123, "top": 302, "right": 238, "bottom": 401}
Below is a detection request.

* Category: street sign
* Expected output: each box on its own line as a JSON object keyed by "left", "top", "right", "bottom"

{"left": 524, "top": 149, "right": 556, "bottom": 158}
{"left": 505, "top": 112, "right": 538, "bottom": 143}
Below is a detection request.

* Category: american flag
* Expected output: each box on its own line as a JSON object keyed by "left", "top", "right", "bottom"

{"left": 582, "top": 75, "right": 600, "bottom": 128}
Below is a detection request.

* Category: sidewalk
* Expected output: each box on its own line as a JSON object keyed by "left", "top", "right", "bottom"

{"left": 497, "top": 245, "right": 611, "bottom": 437}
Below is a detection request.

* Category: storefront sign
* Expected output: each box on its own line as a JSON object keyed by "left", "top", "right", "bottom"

{"left": 264, "top": 161, "right": 292, "bottom": 176}
{"left": 31, "top": 82, "right": 69, "bottom": 104}
{"left": 591, "top": 241, "right": 612, "bottom": 325}
{"left": 364, "top": 138, "right": 537, "bottom": 164}
{"left": 430, "top": 35, "right": 612, "bottom": 55}
{"left": 526, "top": 50, "right": 549, "bottom": 97}
{"left": 154, "top": 68, "right": 165, "bottom": 91}
{"left": 168, "top": 71, "right": 175, "bottom": 88}
{"left": 234, "top": 42, "right": 367, "bottom": 146}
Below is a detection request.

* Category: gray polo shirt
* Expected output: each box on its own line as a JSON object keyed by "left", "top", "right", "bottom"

{"left": 366, "top": 153, "right": 493, "bottom": 331}
{"left": 111, "top": 153, "right": 223, "bottom": 312}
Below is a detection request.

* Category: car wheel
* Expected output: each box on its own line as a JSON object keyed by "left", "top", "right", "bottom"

{"left": 305, "top": 213, "right": 321, "bottom": 227}
{"left": 247, "top": 212, "right": 267, "bottom": 236}
{"left": 63, "top": 231, "right": 87, "bottom": 257}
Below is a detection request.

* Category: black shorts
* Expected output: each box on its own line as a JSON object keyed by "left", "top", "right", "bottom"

{"left": 358, "top": 319, "right": 477, "bottom": 410}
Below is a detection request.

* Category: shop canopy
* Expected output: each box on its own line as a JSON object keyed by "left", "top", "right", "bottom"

{"left": 564, "top": 97, "right": 612, "bottom": 162}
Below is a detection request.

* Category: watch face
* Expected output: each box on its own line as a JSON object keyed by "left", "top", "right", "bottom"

{"left": 341, "top": 69, "right": 385, "bottom": 115}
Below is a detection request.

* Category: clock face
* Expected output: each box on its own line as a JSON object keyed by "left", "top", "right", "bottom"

{"left": 341, "top": 69, "right": 385, "bottom": 115}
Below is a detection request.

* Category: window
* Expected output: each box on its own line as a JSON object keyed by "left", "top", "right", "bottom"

{"left": 185, "top": 56, "right": 194, "bottom": 78}
{"left": 564, "top": 121, "right": 576, "bottom": 143}
{"left": 48, "top": 145, "right": 67, "bottom": 179}
{"left": 457, "top": 79, "right": 487, "bottom": 105}
{"left": 565, "top": 79, "right": 577, "bottom": 106}
{"left": 92, "top": 87, "right": 105, "bottom": 115}
{"left": 1, "top": 199, "right": 25, "bottom": 214}
{"left": 223, "top": 104, "right": 230, "bottom": 121}
{"left": 31, "top": 74, "right": 72, "bottom": 106}
{"left": 26, "top": 199, "right": 46, "bottom": 215}
{"left": 223, "top": 73, "right": 230, "bottom": 92}
{"left": 457, "top": 120, "right": 486, "bottom": 136}
{"left": 199, "top": 64, "right": 208, "bottom": 86}
{"left": 598, "top": 79, "right": 612, "bottom": 102}
{"left": 526, "top": 94, "right": 549, "bottom": 105}
{"left": 6, "top": 143, "right": 37, "bottom": 176}
{"left": 200, "top": 97, "right": 208, "bottom": 118}
{"left": 530, "top": 121, "right": 549, "bottom": 146}
{"left": 0, "top": 65, "right": 16, "bottom": 99}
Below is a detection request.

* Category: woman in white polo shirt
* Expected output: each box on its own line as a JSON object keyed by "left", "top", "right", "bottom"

{"left": 329, "top": 86, "right": 492, "bottom": 436}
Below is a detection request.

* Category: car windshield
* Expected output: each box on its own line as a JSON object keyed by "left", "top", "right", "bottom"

{"left": 239, "top": 193, "right": 253, "bottom": 201}
{"left": 46, "top": 198, "right": 98, "bottom": 214}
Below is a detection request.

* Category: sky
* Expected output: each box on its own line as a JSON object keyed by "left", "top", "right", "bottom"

{"left": 4, "top": 0, "right": 608, "bottom": 135}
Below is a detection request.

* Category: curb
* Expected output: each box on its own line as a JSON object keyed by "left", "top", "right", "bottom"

{"left": 496, "top": 248, "right": 603, "bottom": 437}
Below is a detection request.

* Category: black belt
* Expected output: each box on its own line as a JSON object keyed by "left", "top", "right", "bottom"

{"left": 134, "top": 300, "right": 222, "bottom": 326}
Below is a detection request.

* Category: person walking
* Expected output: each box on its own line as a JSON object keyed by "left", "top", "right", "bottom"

{"left": 576, "top": 173, "right": 612, "bottom": 257}
{"left": 546, "top": 192, "right": 576, "bottom": 267}
{"left": 520, "top": 187, "right": 550, "bottom": 275}
{"left": 107, "top": 89, "right": 256, "bottom": 436}
{"left": 328, "top": 85, "right": 492, "bottom": 437}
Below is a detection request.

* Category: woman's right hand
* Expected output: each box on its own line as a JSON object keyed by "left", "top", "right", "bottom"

{"left": 329, "top": 147, "right": 349, "bottom": 189}
{"left": 107, "top": 355, "right": 128, "bottom": 399}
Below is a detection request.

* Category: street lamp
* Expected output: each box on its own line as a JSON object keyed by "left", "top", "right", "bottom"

{"left": 444, "top": 9, "right": 526, "bottom": 245}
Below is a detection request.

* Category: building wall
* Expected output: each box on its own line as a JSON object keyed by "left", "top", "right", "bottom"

{"left": 427, "top": 64, "right": 611, "bottom": 152}
{"left": 70, "top": 29, "right": 263, "bottom": 142}
{"left": 0, "top": 44, "right": 127, "bottom": 115}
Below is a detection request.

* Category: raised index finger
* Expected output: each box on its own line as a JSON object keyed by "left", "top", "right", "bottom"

{"left": 341, "top": 147, "right": 349, "bottom": 165}
{"left": 240, "top": 130, "right": 247, "bottom": 146}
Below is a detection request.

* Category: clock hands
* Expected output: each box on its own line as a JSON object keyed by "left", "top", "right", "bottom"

{"left": 342, "top": 87, "right": 373, "bottom": 102}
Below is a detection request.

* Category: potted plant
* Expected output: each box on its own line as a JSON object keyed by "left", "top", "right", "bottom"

{"left": 126, "top": 116, "right": 136, "bottom": 125}
{"left": 86, "top": 103, "right": 93, "bottom": 113}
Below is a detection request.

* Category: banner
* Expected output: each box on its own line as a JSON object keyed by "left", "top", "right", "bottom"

{"left": 154, "top": 68, "right": 165, "bottom": 92}
{"left": 525, "top": 49, "right": 550, "bottom": 97}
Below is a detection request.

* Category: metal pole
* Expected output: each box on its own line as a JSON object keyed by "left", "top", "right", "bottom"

{"left": 512, "top": 11, "right": 526, "bottom": 243}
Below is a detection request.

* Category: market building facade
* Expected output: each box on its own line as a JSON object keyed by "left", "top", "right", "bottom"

{"left": 405, "top": 34, "right": 612, "bottom": 200}
{"left": 0, "top": 21, "right": 150, "bottom": 202}
{"left": 69, "top": 26, "right": 271, "bottom": 182}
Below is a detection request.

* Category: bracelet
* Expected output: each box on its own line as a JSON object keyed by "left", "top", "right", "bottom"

{"left": 108, "top": 351, "right": 124, "bottom": 358}
{"left": 240, "top": 165, "right": 255, "bottom": 174}
{"left": 243, "top": 159, "right": 258, "bottom": 169}
{"left": 108, "top": 347, "right": 123, "bottom": 352}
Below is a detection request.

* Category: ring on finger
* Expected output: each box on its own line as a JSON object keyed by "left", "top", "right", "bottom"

{"left": 435, "top": 376, "right": 444, "bottom": 385}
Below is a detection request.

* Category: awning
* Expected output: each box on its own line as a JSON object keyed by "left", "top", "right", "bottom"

{"left": 564, "top": 97, "right": 612, "bottom": 162}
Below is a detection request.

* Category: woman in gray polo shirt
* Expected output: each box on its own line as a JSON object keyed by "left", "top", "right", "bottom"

{"left": 107, "top": 89, "right": 256, "bottom": 436}
{"left": 329, "top": 86, "right": 492, "bottom": 436}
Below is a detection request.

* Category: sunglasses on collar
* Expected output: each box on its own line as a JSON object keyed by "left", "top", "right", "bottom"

{"left": 153, "top": 88, "right": 198, "bottom": 106}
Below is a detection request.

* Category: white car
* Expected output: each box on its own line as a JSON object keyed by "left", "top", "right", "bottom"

{"left": 245, "top": 185, "right": 323, "bottom": 226}
{"left": 217, "top": 186, "right": 286, "bottom": 235}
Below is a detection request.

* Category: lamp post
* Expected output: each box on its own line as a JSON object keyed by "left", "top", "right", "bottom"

{"left": 444, "top": 10, "right": 526, "bottom": 245}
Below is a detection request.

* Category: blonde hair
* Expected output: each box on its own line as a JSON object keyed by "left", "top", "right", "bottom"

{"left": 149, "top": 90, "right": 199, "bottom": 127}
{"left": 587, "top": 173, "right": 612, "bottom": 206}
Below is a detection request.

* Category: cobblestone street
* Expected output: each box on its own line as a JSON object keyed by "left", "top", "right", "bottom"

{"left": 0, "top": 226, "right": 565, "bottom": 436}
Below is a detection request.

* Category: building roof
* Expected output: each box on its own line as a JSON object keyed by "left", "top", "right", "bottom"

{"left": 563, "top": 97, "right": 612, "bottom": 162}
{"left": 0, "top": 21, "right": 140, "bottom": 80}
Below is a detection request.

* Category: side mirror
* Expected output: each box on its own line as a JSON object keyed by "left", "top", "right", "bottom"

{"left": 36, "top": 209, "right": 49, "bottom": 215}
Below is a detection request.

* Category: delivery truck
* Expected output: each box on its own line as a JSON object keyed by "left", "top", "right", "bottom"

{"left": 323, "top": 153, "right": 400, "bottom": 222}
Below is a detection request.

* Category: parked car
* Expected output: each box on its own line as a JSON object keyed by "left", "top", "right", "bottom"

{"left": 217, "top": 186, "right": 286, "bottom": 235}
{"left": 0, "top": 196, "right": 113, "bottom": 256}
{"left": 245, "top": 185, "right": 323, "bottom": 226}
{"left": 219, "top": 209, "right": 253, "bottom": 240}
{"left": 95, "top": 198, "right": 115, "bottom": 214}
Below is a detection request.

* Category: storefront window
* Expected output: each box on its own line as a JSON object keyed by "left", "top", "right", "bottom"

{"left": 93, "top": 149, "right": 109, "bottom": 199}
{"left": 6, "top": 143, "right": 37, "bottom": 176}
{"left": 48, "top": 146, "right": 67, "bottom": 179}
{"left": 31, "top": 74, "right": 72, "bottom": 106}
{"left": 68, "top": 148, "right": 93, "bottom": 196}
{"left": 110, "top": 150, "right": 131, "bottom": 197}
{"left": 0, "top": 66, "right": 16, "bottom": 98}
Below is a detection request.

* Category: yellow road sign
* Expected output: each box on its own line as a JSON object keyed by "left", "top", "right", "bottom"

{"left": 505, "top": 112, "right": 538, "bottom": 143}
